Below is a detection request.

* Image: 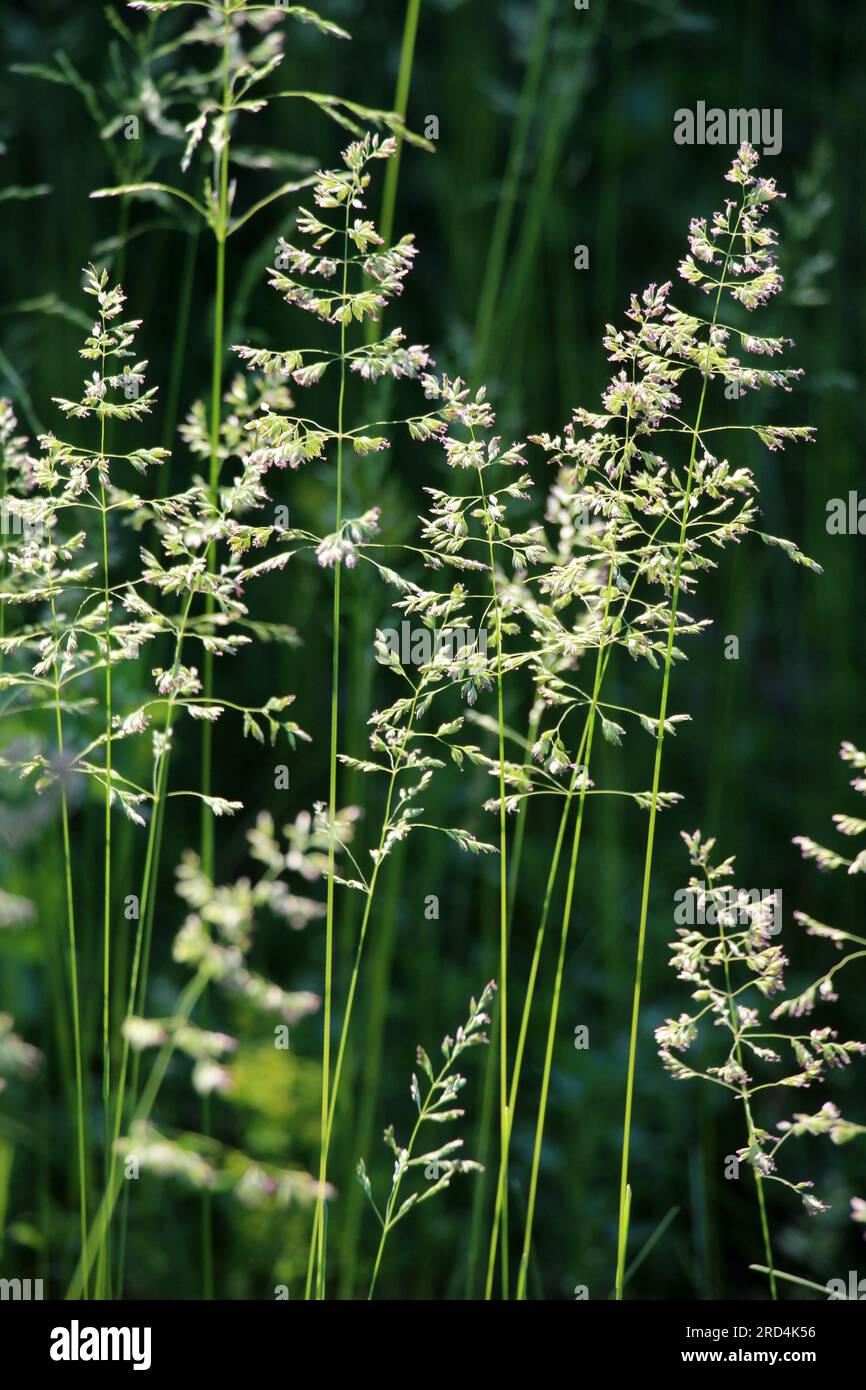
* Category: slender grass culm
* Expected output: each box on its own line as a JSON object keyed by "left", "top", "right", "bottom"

{"left": 506, "top": 142, "right": 816, "bottom": 1299}
{"left": 230, "top": 133, "right": 442, "bottom": 1299}
{"left": 0, "top": 267, "right": 172, "bottom": 1297}
{"left": 89, "top": 0, "right": 427, "bottom": 1293}
{"left": 63, "top": 377, "right": 315, "bottom": 1300}
{"left": 613, "top": 142, "right": 817, "bottom": 1299}
{"left": 0, "top": 401, "right": 89, "bottom": 1292}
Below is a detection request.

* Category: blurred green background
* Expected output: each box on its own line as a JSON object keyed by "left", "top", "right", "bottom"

{"left": 0, "top": 0, "right": 863, "bottom": 1299}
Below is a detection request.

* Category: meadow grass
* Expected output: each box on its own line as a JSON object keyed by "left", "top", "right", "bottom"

{"left": 1, "top": 1, "right": 862, "bottom": 1308}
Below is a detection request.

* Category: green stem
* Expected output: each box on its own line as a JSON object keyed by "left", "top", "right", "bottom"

{"left": 514, "top": 404, "right": 636, "bottom": 1300}
{"left": 515, "top": 639, "right": 606, "bottom": 1300}
{"left": 336, "top": 856, "right": 404, "bottom": 1297}
{"left": 197, "top": 5, "right": 232, "bottom": 1299}
{"left": 485, "top": 723, "right": 589, "bottom": 1298}
{"left": 373, "top": 0, "right": 421, "bottom": 292}
{"left": 48, "top": 587, "right": 89, "bottom": 1298}
{"left": 308, "top": 191, "right": 353, "bottom": 1301}
{"left": 469, "top": 703, "right": 540, "bottom": 1297}
{"left": 67, "top": 968, "right": 210, "bottom": 1299}
{"left": 201, "top": 8, "right": 232, "bottom": 877}
{"left": 111, "top": 587, "right": 197, "bottom": 1296}
{"left": 475, "top": 454, "right": 510, "bottom": 1295}
{"left": 306, "top": 672, "right": 428, "bottom": 1298}
{"left": 96, "top": 341, "right": 113, "bottom": 1300}
{"left": 749, "top": 1265, "right": 822, "bottom": 1296}
{"left": 307, "top": 594, "right": 466, "bottom": 1296}
{"left": 614, "top": 199, "right": 744, "bottom": 1300}
{"left": 504, "top": 379, "right": 642, "bottom": 1301}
